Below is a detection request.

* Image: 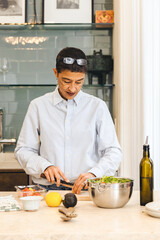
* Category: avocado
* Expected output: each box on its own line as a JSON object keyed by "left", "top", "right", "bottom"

{"left": 63, "top": 193, "right": 77, "bottom": 208}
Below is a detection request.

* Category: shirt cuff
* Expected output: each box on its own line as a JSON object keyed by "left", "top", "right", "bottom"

{"left": 88, "top": 167, "right": 103, "bottom": 178}
{"left": 88, "top": 172, "right": 96, "bottom": 177}
{"left": 34, "top": 164, "right": 53, "bottom": 179}
{"left": 43, "top": 165, "right": 54, "bottom": 173}
{"left": 39, "top": 161, "right": 54, "bottom": 176}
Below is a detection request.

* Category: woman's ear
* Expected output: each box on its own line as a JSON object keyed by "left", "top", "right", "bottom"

{"left": 53, "top": 68, "right": 58, "bottom": 78}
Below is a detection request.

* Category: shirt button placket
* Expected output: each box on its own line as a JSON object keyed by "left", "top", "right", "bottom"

{"left": 64, "top": 101, "right": 72, "bottom": 179}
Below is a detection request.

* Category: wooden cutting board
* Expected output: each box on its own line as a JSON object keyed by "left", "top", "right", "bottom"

{"left": 49, "top": 190, "right": 91, "bottom": 201}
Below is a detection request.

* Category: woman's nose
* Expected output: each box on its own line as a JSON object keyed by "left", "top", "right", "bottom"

{"left": 68, "top": 83, "right": 76, "bottom": 92}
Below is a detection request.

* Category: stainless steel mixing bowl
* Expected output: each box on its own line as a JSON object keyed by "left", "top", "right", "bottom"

{"left": 87, "top": 177, "right": 134, "bottom": 208}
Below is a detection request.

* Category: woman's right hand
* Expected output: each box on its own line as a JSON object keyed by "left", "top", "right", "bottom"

{"left": 41, "top": 166, "right": 69, "bottom": 187}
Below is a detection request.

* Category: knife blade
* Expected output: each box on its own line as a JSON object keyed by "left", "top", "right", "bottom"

{"left": 41, "top": 173, "right": 75, "bottom": 188}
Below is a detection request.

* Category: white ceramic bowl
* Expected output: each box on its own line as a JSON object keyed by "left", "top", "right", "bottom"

{"left": 20, "top": 196, "right": 43, "bottom": 211}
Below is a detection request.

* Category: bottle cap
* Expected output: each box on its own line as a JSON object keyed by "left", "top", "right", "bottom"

{"left": 143, "top": 136, "right": 149, "bottom": 149}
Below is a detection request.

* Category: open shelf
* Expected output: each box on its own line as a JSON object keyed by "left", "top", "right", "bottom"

{"left": 0, "top": 23, "right": 113, "bottom": 30}
{"left": 0, "top": 84, "right": 114, "bottom": 87}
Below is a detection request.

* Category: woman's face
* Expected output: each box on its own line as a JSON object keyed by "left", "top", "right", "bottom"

{"left": 53, "top": 68, "right": 85, "bottom": 100}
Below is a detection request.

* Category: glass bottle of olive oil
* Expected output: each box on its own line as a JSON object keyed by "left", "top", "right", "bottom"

{"left": 140, "top": 136, "right": 153, "bottom": 206}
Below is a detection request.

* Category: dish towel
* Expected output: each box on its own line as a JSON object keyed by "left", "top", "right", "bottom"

{"left": 0, "top": 195, "right": 21, "bottom": 212}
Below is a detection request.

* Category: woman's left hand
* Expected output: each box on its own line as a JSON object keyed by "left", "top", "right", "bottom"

{"left": 72, "top": 172, "right": 95, "bottom": 194}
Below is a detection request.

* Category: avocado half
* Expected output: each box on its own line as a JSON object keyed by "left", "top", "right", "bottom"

{"left": 63, "top": 193, "right": 77, "bottom": 208}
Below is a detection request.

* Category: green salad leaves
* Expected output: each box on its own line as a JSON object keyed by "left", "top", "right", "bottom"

{"left": 88, "top": 176, "right": 131, "bottom": 184}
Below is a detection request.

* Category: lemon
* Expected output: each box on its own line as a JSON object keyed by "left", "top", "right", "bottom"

{"left": 45, "top": 192, "right": 62, "bottom": 207}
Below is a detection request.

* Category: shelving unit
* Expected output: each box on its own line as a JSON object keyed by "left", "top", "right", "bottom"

{"left": 0, "top": 23, "right": 114, "bottom": 100}
{"left": 0, "top": 22, "right": 114, "bottom": 147}
{"left": 0, "top": 83, "right": 114, "bottom": 87}
{"left": 0, "top": 23, "right": 113, "bottom": 30}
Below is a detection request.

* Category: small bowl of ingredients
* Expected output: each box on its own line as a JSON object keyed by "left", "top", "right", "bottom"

{"left": 20, "top": 196, "right": 43, "bottom": 211}
{"left": 15, "top": 185, "right": 46, "bottom": 199}
{"left": 87, "top": 176, "right": 134, "bottom": 208}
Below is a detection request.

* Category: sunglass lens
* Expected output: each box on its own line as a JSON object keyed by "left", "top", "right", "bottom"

{"left": 77, "top": 59, "right": 87, "bottom": 65}
{"left": 63, "top": 57, "right": 74, "bottom": 64}
{"left": 62, "top": 57, "right": 87, "bottom": 65}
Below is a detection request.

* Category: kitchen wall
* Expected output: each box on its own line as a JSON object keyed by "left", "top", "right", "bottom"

{"left": 0, "top": 0, "right": 113, "bottom": 151}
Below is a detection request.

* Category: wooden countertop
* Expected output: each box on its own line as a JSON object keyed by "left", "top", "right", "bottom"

{"left": 0, "top": 191, "right": 160, "bottom": 240}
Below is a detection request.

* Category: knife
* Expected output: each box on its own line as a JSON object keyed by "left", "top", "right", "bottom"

{"left": 41, "top": 173, "right": 87, "bottom": 189}
{"left": 41, "top": 173, "right": 75, "bottom": 188}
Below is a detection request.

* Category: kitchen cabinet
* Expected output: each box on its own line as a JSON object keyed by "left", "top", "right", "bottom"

{"left": 0, "top": 169, "right": 29, "bottom": 191}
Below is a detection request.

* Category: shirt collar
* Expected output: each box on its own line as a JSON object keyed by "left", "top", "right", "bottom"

{"left": 73, "top": 90, "right": 83, "bottom": 106}
{"left": 52, "top": 86, "right": 83, "bottom": 106}
{"left": 53, "top": 86, "right": 64, "bottom": 105}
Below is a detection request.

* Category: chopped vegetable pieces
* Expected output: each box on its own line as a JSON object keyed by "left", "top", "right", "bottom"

{"left": 21, "top": 187, "right": 41, "bottom": 197}
{"left": 88, "top": 176, "right": 132, "bottom": 184}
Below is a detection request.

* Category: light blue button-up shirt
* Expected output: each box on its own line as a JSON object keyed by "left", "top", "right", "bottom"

{"left": 15, "top": 87, "right": 122, "bottom": 185}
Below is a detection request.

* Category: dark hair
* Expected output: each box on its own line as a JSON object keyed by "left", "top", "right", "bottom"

{"left": 56, "top": 47, "right": 88, "bottom": 73}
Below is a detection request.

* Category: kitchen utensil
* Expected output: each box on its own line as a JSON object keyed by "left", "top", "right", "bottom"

{"left": 58, "top": 207, "right": 77, "bottom": 221}
{"left": 60, "top": 215, "right": 72, "bottom": 221}
{"left": 87, "top": 177, "right": 133, "bottom": 208}
{"left": 58, "top": 207, "right": 77, "bottom": 218}
{"left": 41, "top": 173, "right": 86, "bottom": 189}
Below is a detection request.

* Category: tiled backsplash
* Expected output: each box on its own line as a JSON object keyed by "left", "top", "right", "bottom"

{"left": 0, "top": 29, "right": 112, "bottom": 85}
{"left": 0, "top": 0, "right": 113, "bottom": 151}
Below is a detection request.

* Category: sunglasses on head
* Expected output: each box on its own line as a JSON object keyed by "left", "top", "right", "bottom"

{"left": 59, "top": 57, "right": 87, "bottom": 66}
